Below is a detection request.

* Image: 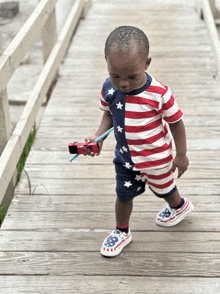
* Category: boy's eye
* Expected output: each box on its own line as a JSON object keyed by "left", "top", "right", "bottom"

{"left": 129, "top": 76, "right": 136, "bottom": 79}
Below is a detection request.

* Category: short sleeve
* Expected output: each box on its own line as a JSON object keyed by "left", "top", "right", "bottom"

{"left": 159, "top": 87, "right": 183, "bottom": 123}
{"left": 99, "top": 88, "right": 110, "bottom": 112}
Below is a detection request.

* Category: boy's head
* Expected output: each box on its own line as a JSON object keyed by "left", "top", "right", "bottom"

{"left": 105, "top": 26, "right": 151, "bottom": 93}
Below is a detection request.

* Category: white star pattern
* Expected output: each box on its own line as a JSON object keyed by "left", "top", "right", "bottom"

{"left": 124, "top": 181, "right": 132, "bottom": 188}
{"left": 120, "top": 148, "right": 123, "bottom": 153}
{"left": 117, "top": 125, "right": 123, "bottom": 133}
{"left": 137, "top": 187, "right": 142, "bottom": 191}
{"left": 124, "top": 162, "right": 132, "bottom": 169}
{"left": 108, "top": 88, "right": 115, "bottom": 95}
{"left": 116, "top": 102, "right": 123, "bottom": 110}
{"left": 122, "top": 146, "right": 128, "bottom": 152}
{"left": 135, "top": 174, "right": 142, "bottom": 181}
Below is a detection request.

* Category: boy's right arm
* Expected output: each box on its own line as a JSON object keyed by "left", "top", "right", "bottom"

{"left": 85, "top": 111, "right": 113, "bottom": 156}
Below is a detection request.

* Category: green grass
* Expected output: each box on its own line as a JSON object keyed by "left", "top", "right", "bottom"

{"left": 0, "top": 204, "right": 9, "bottom": 226}
{"left": 0, "top": 125, "right": 37, "bottom": 226}
{"left": 16, "top": 125, "right": 37, "bottom": 184}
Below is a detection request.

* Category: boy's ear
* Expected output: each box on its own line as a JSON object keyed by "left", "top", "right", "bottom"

{"left": 145, "top": 57, "right": 152, "bottom": 70}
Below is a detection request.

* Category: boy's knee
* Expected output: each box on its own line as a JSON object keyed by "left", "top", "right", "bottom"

{"left": 117, "top": 196, "right": 133, "bottom": 203}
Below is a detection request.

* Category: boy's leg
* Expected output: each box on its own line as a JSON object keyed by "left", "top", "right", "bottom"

{"left": 156, "top": 188, "right": 194, "bottom": 227}
{"left": 115, "top": 197, "right": 133, "bottom": 227}
{"left": 100, "top": 197, "right": 133, "bottom": 257}
{"left": 100, "top": 160, "right": 145, "bottom": 257}
{"left": 141, "top": 164, "right": 193, "bottom": 227}
{"left": 163, "top": 189, "right": 181, "bottom": 207}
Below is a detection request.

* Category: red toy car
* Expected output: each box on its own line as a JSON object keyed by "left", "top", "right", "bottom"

{"left": 68, "top": 142, "right": 99, "bottom": 155}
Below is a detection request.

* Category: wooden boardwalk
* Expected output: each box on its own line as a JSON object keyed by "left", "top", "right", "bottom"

{"left": 1, "top": 0, "right": 220, "bottom": 292}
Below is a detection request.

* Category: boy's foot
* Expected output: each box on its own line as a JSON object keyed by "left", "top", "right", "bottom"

{"left": 156, "top": 198, "right": 194, "bottom": 227}
{"left": 100, "top": 229, "right": 132, "bottom": 257}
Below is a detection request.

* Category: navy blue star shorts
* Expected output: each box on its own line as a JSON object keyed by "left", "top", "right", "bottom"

{"left": 114, "top": 159, "right": 177, "bottom": 200}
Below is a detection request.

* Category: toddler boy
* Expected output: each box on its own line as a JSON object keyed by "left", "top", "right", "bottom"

{"left": 85, "top": 26, "right": 194, "bottom": 257}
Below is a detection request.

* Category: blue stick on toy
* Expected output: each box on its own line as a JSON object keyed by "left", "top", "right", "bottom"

{"left": 69, "top": 127, "right": 114, "bottom": 162}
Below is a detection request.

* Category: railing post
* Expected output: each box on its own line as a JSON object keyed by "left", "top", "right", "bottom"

{"left": 208, "top": 0, "right": 220, "bottom": 18}
{"left": 81, "top": 0, "right": 92, "bottom": 19}
{"left": 197, "top": 0, "right": 220, "bottom": 19}
{"left": 0, "top": 89, "right": 15, "bottom": 206}
{"left": 0, "top": 89, "right": 12, "bottom": 155}
{"left": 216, "top": 0, "right": 220, "bottom": 11}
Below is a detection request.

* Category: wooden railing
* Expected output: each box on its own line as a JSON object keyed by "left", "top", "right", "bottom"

{"left": 0, "top": 0, "right": 91, "bottom": 204}
{"left": 197, "top": 0, "right": 220, "bottom": 75}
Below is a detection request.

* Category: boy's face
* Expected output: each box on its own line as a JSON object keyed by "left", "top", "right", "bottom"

{"left": 106, "top": 49, "right": 151, "bottom": 93}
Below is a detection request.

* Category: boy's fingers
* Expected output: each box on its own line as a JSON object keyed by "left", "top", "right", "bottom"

{"left": 178, "top": 169, "right": 182, "bottom": 178}
{"left": 171, "top": 163, "right": 176, "bottom": 173}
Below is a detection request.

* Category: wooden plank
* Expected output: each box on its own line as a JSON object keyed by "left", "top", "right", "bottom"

{"left": 44, "top": 75, "right": 218, "bottom": 90}
{"left": 207, "top": 0, "right": 220, "bottom": 18}
{"left": 81, "top": 0, "right": 92, "bottom": 18}
{"left": 30, "top": 136, "right": 220, "bottom": 152}
{"left": 13, "top": 177, "right": 220, "bottom": 196}
{"left": 15, "top": 165, "right": 220, "bottom": 181}
{"left": 0, "top": 89, "right": 12, "bottom": 154}
{"left": 41, "top": 103, "right": 220, "bottom": 116}
{"left": 8, "top": 194, "right": 220, "bottom": 213}
{"left": 0, "top": 251, "right": 220, "bottom": 277}
{"left": 41, "top": 7, "right": 57, "bottom": 64}
{"left": 0, "top": 230, "right": 219, "bottom": 253}
{"left": 34, "top": 125, "right": 220, "bottom": 139}
{"left": 47, "top": 90, "right": 220, "bottom": 106}
{"left": 38, "top": 114, "right": 220, "bottom": 128}
{"left": 201, "top": 0, "right": 220, "bottom": 75}
{"left": 1, "top": 211, "right": 216, "bottom": 231}
{"left": 0, "top": 276, "right": 218, "bottom": 293}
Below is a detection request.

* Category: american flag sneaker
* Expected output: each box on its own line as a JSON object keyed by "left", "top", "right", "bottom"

{"left": 156, "top": 198, "right": 194, "bottom": 227}
{"left": 100, "top": 229, "right": 132, "bottom": 257}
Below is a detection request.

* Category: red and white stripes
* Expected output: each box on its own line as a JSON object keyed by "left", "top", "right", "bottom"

{"left": 124, "top": 77, "right": 183, "bottom": 171}
{"left": 99, "top": 76, "right": 183, "bottom": 171}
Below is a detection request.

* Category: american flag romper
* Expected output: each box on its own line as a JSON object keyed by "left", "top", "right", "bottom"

{"left": 99, "top": 74, "right": 183, "bottom": 199}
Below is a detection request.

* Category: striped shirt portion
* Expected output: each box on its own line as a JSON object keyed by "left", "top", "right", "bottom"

{"left": 99, "top": 75, "right": 183, "bottom": 171}
{"left": 100, "top": 89, "right": 109, "bottom": 111}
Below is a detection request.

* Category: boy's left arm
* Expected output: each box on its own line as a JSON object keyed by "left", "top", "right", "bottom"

{"left": 169, "top": 119, "right": 189, "bottom": 178}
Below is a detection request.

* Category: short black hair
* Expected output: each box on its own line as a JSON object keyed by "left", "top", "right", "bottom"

{"left": 105, "top": 26, "right": 149, "bottom": 59}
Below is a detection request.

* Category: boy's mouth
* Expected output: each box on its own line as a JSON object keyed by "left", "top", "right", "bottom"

{"left": 121, "top": 87, "right": 131, "bottom": 93}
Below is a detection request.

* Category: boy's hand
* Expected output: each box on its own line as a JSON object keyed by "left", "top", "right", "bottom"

{"left": 171, "top": 154, "right": 189, "bottom": 178}
{"left": 84, "top": 136, "right": 103, "bottom": 156}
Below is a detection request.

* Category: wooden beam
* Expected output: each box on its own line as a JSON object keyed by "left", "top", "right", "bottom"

{"left": 208, "top": 0, "right": 220, "bottom": 18}
{"left": 81, "top": 0, "right": 92, "bottom": 19}
{"left": 201, "top": 0, "right": 220, "bottom": 75}
{"left": 0, "top": 0, "right": 58, "bottom": 93}
{"left": 0, "top": 0, "right": 86, "bottom": 203}
{"left": 41, "top": 7, "right": 57, "bottom": 64}
{"left": 0, "top": 89, "right": 12, "bottom": 154}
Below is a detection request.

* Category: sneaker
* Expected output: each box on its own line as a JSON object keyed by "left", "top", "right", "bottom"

{"left": 156, "top": 198, "right": 194, "bottom": 227}
{"left": 100, "top": 229, "right": 132, "bottom": 257}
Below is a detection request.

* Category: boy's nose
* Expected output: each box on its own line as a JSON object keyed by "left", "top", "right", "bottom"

{"left": 119, "top": 79, "right": 129, "bottom": 88}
